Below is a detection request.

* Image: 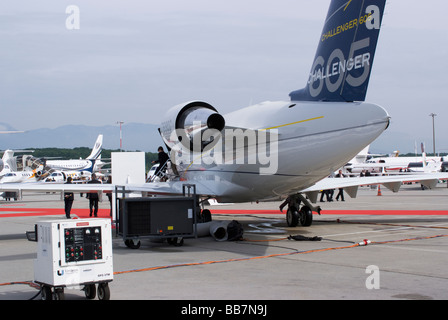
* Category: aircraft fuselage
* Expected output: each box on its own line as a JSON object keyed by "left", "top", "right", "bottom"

{"left": 173, "top": 100, "right": 390, "bottom": 202}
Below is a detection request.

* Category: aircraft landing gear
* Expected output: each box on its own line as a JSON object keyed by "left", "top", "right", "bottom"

{"left": 284, "top": 194, "right": 320, "bottom": 227}
{"left": 286, "top": 205, "right": 313, "bottom": 227}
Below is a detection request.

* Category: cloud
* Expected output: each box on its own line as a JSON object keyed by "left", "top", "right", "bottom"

{"left": 1, "top": 1, "right": 447, "bottom": 153}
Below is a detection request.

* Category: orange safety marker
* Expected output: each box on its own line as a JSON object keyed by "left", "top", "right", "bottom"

{"left": 377, "top": 185, "right": 382, "bottom": 196}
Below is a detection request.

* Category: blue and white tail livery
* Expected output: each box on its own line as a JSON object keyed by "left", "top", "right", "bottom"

{"left": 290, "top": 0, "right": 386, "bottom": 102}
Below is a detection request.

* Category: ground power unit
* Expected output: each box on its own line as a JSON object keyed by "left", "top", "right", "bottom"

{"left": 33, "top": 218, "right": 113, "bottom": 300}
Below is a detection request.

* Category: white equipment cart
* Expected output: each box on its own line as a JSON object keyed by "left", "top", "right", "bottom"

{"left": 33, "top": 219, "right": 113, "bottom": 300}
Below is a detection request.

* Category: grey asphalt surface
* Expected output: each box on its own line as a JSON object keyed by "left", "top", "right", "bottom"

{"left": 0, "top": 184, "right": 447, "bottom": 303}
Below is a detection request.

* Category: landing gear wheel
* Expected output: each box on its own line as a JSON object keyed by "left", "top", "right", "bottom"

{"left": 97, "top": 283, "right": 110, "bottom": 300}
{"left": 125, "top": 239, "right": 141, "bottom": 249}
{"left": 84, "top": 284, "right": 96, "bottom": 300}
{"left": 286, "top": 206, "right": 299, "bottom": 227}
{"left": 299, "top": 206, "right": 313, "bottom": 226}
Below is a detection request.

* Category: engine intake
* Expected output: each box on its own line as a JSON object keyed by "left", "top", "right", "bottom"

{"left": 160, "top": 101, "right": 225, "bottom": 152}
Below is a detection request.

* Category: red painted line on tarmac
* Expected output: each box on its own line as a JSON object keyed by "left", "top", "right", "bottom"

{"left": 0, "top": 207, "right": 111, "bottom": 218}
{"left": 211, "top": 209, "right": 283, "bottom": 215}
{"left": 320, "top": 210, "right": 448, "bottom": 216}
{"left": 1, "top": 207, "right": 448, "bottom": 218}
{"left": 210, "top": 209, "right": 448, "bottom": 216}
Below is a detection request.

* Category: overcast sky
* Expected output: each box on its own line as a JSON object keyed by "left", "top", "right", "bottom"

{"left": 1, "top": 0, "right": 447, "bottom": 153}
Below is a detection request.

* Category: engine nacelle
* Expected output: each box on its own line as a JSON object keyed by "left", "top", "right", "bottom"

{"left": 159, "top": 101, "right": 225, "bottom": 152}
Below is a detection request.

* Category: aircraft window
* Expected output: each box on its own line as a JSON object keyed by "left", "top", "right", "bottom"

{"left": 288, "top": 104, "right": 296, "bottom": 108}
{"left": 51, "top": 173, "right": 62, "bottom": 176}
{"left": 408, "top": 162, "right": 423, "bottom": 168}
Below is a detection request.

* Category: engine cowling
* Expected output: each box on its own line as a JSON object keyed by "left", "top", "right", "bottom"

{"left": 159, "top": 101, "right": 225, "bottom": 152}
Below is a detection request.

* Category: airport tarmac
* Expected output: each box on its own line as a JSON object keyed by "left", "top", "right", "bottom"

{"left": 0, "top": 184, "right": 448, "bottom": 303}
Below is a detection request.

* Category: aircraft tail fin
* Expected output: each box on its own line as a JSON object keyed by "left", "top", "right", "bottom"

{"left": 289, "top": 0, "right": 386, "bottom": 102}
{"left": 86, "top": 134, "right": 103, "bottom": 160}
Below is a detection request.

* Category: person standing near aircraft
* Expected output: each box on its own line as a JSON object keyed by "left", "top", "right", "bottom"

{"left": 87, "top": 173, "right": 101, "bottom": 217}
{"left": 335, "top": 170, "right": 346, "bottom": 201}
{"left": 152, "top": 146, "right": 169, "bottom": 178}
{"left": 64, "top": 177, "right": 74, "bottom": 219}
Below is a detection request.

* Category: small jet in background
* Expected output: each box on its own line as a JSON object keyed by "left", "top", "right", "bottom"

{"left": 44, "top": 134, "right": 103, "bottom": 172}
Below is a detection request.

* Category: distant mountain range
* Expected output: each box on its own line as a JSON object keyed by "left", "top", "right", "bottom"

{"left": 0, "top": 123, "right": 163, "bottom": 152}
{"left": 0, "top": 122, "right": 431, "bottom": 156}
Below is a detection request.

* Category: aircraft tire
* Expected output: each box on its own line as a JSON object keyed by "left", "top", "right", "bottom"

{"left": 299, "top": 206, "right": 313, "bottom": 227}
{"left": 286, "top": 207, "right": 299, "bottom": 227}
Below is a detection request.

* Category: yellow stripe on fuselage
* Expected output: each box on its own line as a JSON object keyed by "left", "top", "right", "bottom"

{"left": 183, "top": 115, "right": 324, "bottom": 174}
{"left": 261, "top": 116, "right": 324, "bottom": 131}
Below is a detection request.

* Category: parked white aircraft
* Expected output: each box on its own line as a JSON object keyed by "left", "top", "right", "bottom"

{"left": 151, "top": 0, "right": 394, "bottom": 219}
{"left": 0, "top": 150, "right": 17, "bottom": 176}
{"left": 0, "top": 128, "right": 25, "bottom": 172}
{"left": 0, "top": 169, "right": 42, "bottom": 184}
{"left": 0, "top": 150, "right": 45, "bottom": 184}
{"left": 44, "top": 134, "right": 103, "bottom": 172}
{"left": 347, "top": 143, "right": 445, "bottom": 174}
{"left": 0, "top": 150, "right": 40, "bottom": 176}
{"left": 44, "top": 170, "right": 92, "bottom": 183}
{"left": 1, "top": 0, "right": 448, "bottom": 228}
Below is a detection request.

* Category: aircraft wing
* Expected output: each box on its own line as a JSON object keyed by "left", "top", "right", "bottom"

{"left": 301, "top": 173, "right": 448, "bottom": 203}
{"left": 0, "top": 182, "right": 115, "bottom": 194}
{"left": 1, "top": 172, "right": 447, "bottom": 204}
{"left": 0, "top": 180, "right": 221, "bottom": 198}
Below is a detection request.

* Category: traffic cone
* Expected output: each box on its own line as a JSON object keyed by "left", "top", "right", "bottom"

{"left": 377, "top": 185, "right": 382, "bottom": 196}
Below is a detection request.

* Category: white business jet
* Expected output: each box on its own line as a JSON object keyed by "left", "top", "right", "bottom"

{"left": 0, "top": 150, "right": 45, "bottom": 183}
{"left": 44, "top": 134, "right": 103, "bottom": 172}
{"left": 347, "top": 143, "right": 445, "bottom": 174}
{"left": 0, "top": 127, "right": 25, "bottom": 172}
{"left": 1, "top": 0, "right": 448, "bottom": 227}
{"left": 0, "top": 170, "right": 42, "bottom": 184}
{"left": 0, "top": 150, "right": 17, "bottom": 176}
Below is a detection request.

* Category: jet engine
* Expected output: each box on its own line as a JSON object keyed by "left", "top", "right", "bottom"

{"left": 159, "top": 101, "right": 225, "bottom": 152}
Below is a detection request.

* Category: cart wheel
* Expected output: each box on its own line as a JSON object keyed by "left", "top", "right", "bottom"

{"left": 124, "top": 239, "right": 141, "bottom": 249}
{"left": 173, "top": 237, "right": 184, "bottom": 247}
{"left": 41, "top": 285, "right": 52, "bottom": 300}
{"left": 97, "top": 283, "right": 110, "bottom": 300}
{"left": 84, "top": 284, "right": 96, "bottom": 300}
{"left": 52, "top": 288, "right": 65, "bottom": 300}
